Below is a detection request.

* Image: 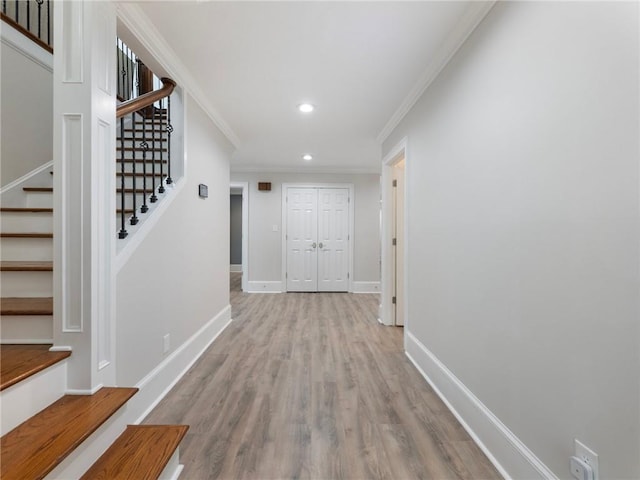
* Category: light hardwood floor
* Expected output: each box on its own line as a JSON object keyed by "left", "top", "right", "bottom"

{"left": 143, "top": 273, "right": 501, "bottom": 479}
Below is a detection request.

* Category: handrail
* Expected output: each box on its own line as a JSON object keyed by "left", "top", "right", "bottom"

{"left": 116, "top": 77, "right": 176, "bottom": 119}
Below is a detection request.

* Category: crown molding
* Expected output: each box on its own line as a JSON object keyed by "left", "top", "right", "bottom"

{"left": 115, "top": 2, "right": 240, "bottom": 148}
{"left": 376, "top": 1, "right": 496, "bottom": 145}
{"left": 230, "top": 164, "right": 380, "bottom": 175}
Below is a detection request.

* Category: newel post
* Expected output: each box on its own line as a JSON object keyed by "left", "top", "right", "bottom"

{"left": 52, "top": 0, "right": 117, "bottom": 392}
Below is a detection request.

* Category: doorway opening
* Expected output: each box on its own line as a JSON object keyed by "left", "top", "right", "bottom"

{"left": 381, "top": 138, "right": 408, "bottom": 327}
{"left": 230, "top": 182, "right": 248, "bottom": 293}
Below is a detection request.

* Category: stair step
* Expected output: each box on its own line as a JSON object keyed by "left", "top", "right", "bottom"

{"left": 22, "top": 187, "right": 53, "bottom": 193}
{"left": 0, "top": 297, "right": 53, "bottom": 315}
{"left": 0, "top": 387, "right": 138, "bottom": 480}
{"left": 0, "top": 261, "right": 53, "bottom": 271}
{"left": 0, "top": 344, "right": 70, "bottom": 391}
{"left": 0, "top": 208, "right": 53, "bottom": 213}
{"left": 116, "top": 159, "right": 168, "bottom": 164}
{"left": 0, "top": 233, "right": 53, "bottom": 238}
{"left": 80, "top": 425, "right": 188, "bottom": 480}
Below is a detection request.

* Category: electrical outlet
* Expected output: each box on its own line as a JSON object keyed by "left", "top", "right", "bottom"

{"left": 163, "top": 334, "right": 170, "bottom": 354}
{"left": 575, "top": 439, "right": 599, "bottom": 480}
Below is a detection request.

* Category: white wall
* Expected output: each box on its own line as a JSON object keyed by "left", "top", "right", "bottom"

{"left": 383, "top": 2, "right": 639, "bottom": 479}
{"left": 230, "top": 171, "right": 380, "bottom": 289}
{"left": 116, "top": 94, "right": 233, "bottom": 387}
{"left": 1, "top": 35, "right": 52, "bottom": 187}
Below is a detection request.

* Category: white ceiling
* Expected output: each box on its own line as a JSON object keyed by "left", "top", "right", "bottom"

{"left": 128, "top": 1, "right": 479, "bottom": 173}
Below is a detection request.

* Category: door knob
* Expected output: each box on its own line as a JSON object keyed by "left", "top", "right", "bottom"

{"left": 318, "top": 242, "right": 324, "bottom": 249}
{"left": 312, "top": 242, "right": 317, "bottom": 249}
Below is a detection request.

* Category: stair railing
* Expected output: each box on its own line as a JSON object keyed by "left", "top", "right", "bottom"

{"left": 1, "top": 0, "right": 52, "bottom": 52}
{"left": 116, "top": 47, "right": 176, "bottom": 239}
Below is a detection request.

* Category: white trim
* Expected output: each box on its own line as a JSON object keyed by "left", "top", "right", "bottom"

{"left": 352, "top": 281, "right": 381, "bottom": 293}
{"left": 281, "top": 183, "right": 355, "bottom": 293}
{"left": 133, "top": 305, "right": 232, "bottom": 423}
{"left": 49, "top": 345, "right": 73, "bottom": 352}
{"left": 231, "top": 164, "right": 380, "bottom": 175}
{"left": 380, "top": 137, "right": 408, "bottom": 326}
{"left": 0, "top": 20, "right": 53, "bottom": 72}
{"left": 0, "top": 338, "right": 53, "bottom": 344}
{"left": 65, "top": 384, "right": 104, "bottom": 396}
{"left": 377, "top": 2, "right": 496, "bottom": 144}
{"left": 405, "top": 331, "right": 557, "bottom": 480}
{"left": 246, "top": 281, "right": 283, "bottom": 293}
{"left": 230, "top": 181, "right": 249, "bottom": 292}
{"left": 115, "top": 3, "right": 240, "bottom": 148}
{"left": 230, "top": 264, "right": 243, "bottom": 273}
{"left": 115, "top": 180, "right": 185, "bottom": 272}
{"left": 0, "top": 161, "right": 53, "bottom": 196}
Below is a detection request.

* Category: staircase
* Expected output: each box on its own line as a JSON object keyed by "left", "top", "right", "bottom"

{"left": 0, "top": 177, "right": 188, "bottom": 478}
{"left": 1, "top": 6, "right": 188, "bottom": 477}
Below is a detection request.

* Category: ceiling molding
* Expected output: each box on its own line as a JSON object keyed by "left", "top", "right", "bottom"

{"left": 376, "top": 1, "right": 496, "bottom": 145}
{"left": 115, "top": 3, "right": 241, "bottom": 149}
{"left": 230, "top": 164, "right": 381, "bottom": 175}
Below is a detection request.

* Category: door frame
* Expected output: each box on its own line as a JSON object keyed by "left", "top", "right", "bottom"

{"left": 380, "top": 137, "right": 409, "bottom": 327}
{"left": 281, "top": 183, "right": 355, "bottom": 292}
{"left": 230, "top": 181, "right": 249, "bottom": 293}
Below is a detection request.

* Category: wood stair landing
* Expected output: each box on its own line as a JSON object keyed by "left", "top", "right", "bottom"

{"left": 80, "top": 425, "right": 189, "bottom": 480}
{"left": 0, "top": 387, "right": 138, "bottom": 480}
{"left": 0, "top": 344, "right": 70, "bottom": 391}
{"left": 0, "top": 297, "right": 53, "bottom": 315}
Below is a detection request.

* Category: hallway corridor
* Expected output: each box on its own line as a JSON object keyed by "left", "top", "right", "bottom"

{"left": 144, "top": 274, "right": 501, "bottom": 479}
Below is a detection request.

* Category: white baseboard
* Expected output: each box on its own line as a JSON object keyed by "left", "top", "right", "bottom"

{"left": 247, "top": 281, "right": 283, "bottom": 293}
{"left": 405, "top": 331, "right": 557, "bottom": 480}
{"left": 131, "top": 304, "right": 232, "bottom": 424}
{"left": 230, "top": 264, "right": 243, "bottom": 273}
{"left": 351, "top": 281, "right": 380, "bottom": 293}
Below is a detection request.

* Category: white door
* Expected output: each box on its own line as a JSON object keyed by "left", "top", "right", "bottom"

{"left": 317, "top": 188, "right": 349, "bottom": 292}
{"left": 286, "top": 187, "right": 350, "bottom": 292}
{"left": 393, "top": 160, "right": 405, "bottom": 326}
{"left": 286, "top": 188, "right": 318, "bottom": 291}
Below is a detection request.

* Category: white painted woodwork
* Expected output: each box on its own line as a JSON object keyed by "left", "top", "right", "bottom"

{"left": 0, "top": 238, "right": 53, "bottom": 261}
{"left": 392, "top": 160, "right": 405, "bottom": 326}
{"left": 53, "top": 0, "right": 117, "bottom": 390}
{"left": 0, "top": 316, "right": 53, "bottom": 343}
{"left": 0, "top": 211, "right": 53, "bottom": 232}
{"left": 24, "top": 190, "right": 53, "bottom": 209}
{"left": 0, "top": 271, "right": 52, "bottom": 297}
{"left": 317, "top": 188, "right": 349, "bottom": 292}
{"left": 0, "top": 360, "right": 67, "bottom": 435}
{"left": 286, "top": 188, "right": 318, "bottom": 292}
{"left": 285, "top": 186, "right": 350, "bottom": 292}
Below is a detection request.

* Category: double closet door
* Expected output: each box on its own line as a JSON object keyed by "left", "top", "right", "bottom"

{"left": 286, "top": 187, "right": 350, "bottom": 292}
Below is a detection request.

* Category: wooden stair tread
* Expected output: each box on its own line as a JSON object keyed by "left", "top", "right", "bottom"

{"left": 80, "top": 425, "right": 189, "bottom": 480}
{"left": 0, "top": 261, "right": 53, "bottom": 271}
{"left": 0, "top": 208, "right": 53, "bottom": 213}
{"left": 0, "top": 344, "right": 70, "bottom": 391}
{"left": 0, "top": 233, "right": 53, "bottom": 238}
{"left": 22, "top": 187, "right": 52, "bottom": 192}
{"left": 116, "top": 146, "right": 168, "bottom": 152}
{"left": 0, "top": 387, "right": 138, "bottom": 480}
{"left": 0, "top": 297, "right": 53, "bottom": 315}
{"left": 115, "top": 159, "right": 168, "bottom": 164}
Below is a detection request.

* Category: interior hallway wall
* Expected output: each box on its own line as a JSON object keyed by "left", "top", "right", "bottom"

{"left": 382, "top": 2, "right": 639, "bottom": 478}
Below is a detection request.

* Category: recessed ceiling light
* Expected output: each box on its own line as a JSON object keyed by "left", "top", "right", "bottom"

{"left": 298, "top": 103, "right": 314, "bottom": 113}
{"left": 302, "top": 154, "right": 313, "bottom": 161}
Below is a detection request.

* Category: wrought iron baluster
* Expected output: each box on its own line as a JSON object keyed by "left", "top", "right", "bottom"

{"left": 118, "top": 118, "right": 128, "bottom": 239}
{"left": 150, "top": 105, "right": 158, "bottom": 202}
{"left": 166, "top": 95, "right": 173, "bottom": 185}
{"left": 26, "top": 0, "right": 30, "bottom": 31}
{"left": 2, "top": 1, "right": 6, "bottom": 15}
{"left": 140, "top": 112, "right": 150, "bottom": 210}
{"left": 158, "top": 97, "right": 166, "bottom": 194}
{"left": 46, "top": 0, "right": 50, "bottom": 46}
{"left": 14, "top": 0, "right": 18, "bottom": 23}
{"left": 36, "top": 0, "right": 43, "bottom": 39}
{"left": 130, "top": 112, "right": 139, "bottom": 225}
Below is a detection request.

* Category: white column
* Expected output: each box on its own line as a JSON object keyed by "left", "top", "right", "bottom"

{"left": 53, "top": 0, "right": 117, "bottom": 392}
